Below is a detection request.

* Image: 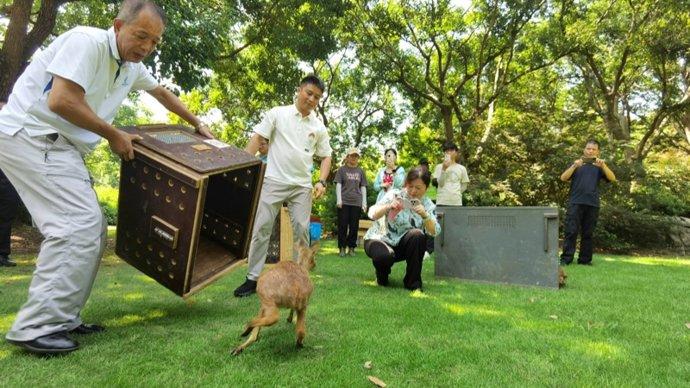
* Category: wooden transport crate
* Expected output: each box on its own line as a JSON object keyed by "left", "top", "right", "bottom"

{"left": 115, "top": 125, "right": 264, "bottom": 297}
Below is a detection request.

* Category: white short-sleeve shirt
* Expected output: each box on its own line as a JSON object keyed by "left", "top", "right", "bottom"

{"left": 433, "top": 163, "right": 470, "bottom": 206}
{"left": 0, "top": 26, "right": 158, "bottom": 153}
{"left": 255, "top": 104, "right": 332, "bottom": 187}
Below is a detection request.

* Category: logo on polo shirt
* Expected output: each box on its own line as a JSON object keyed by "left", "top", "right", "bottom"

{"left": 305, "top": 132, "right": 316, "bottom": 152}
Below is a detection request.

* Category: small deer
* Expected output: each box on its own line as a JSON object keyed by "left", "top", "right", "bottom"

{"left": 231, "top": 241, "right": 319, "bottom": 355}
{"left": 558, "top": 267, "right": 567, "bottom": 288}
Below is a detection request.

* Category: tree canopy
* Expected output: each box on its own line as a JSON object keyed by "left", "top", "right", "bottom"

{"left": 2, "top": 0, "right": 689, "bottom": 235}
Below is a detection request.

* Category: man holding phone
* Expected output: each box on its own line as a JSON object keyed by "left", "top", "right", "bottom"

{"left": 559, "top": 139, "right": 616, "bottom": 265}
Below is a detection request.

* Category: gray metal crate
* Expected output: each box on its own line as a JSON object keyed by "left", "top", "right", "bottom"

{"left": 434, "top": 206, "right": 559, "bottom": 288}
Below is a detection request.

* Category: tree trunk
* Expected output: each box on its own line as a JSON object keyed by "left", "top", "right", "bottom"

{"left": 0, "top": 0, "right": 33, "bottom": 102}
{"left": 0, "top": 0, "right": 70, "bottom": 101}
{"left": 441, "top": 105, "right": 453, "bottom": 142}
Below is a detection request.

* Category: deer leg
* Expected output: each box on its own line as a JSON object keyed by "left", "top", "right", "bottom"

{"left": 232, "top": 305, "right": 280, "bottom": 356}
{"left": 295, "top": 307, "right": 307, "bottom": 348}
{"left": 232, "top": 326, "right": 261, "bottom": 356}
{"left": 241, "top": 306, "right": 266, "bottom": 337}
{"left": 249, "top": 304, "right": 280, "bottom": 328}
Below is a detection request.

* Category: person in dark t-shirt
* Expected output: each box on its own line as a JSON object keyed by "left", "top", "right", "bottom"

{"left": 559, "top": 139, "right": 616, "bottom": 265}
{"left": 335, "top": 148, "right": 368, "bottom": 257}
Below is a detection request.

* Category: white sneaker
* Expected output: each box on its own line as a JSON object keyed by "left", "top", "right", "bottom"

{"left": 423, "top": 252, "right": 431, "bottom": 261}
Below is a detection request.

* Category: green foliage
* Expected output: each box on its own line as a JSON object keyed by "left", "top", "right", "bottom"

{"left": 311, "top": 185, "right": 337, "bottom": 235}
{"left": 463, "top": 174, "right": 522, "bottom": 206}
{"left": 95, "top": 185, "right": 119, "bottom": 225}
{"left": 628, "top": 150, "right": 690, "bottom": 217}
{"left": 84, "top": 96, "right": 153, "bottom": 187}
{"left": 594, "top": 206, "right": 675, "bottom": 253}
{"left": 6, "top": 0, "right": 689, "bottom": 255}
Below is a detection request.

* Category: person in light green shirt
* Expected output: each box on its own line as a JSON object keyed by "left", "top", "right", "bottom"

{"left": 373, "top": 148, "right": 406, "bottom": 202}
{"left": 363, "top": 167, "right": 441, "bottom": 291}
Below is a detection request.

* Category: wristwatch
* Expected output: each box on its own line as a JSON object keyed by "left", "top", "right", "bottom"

{"left": 318, "top": 179, "right": 327, "bottom": 187}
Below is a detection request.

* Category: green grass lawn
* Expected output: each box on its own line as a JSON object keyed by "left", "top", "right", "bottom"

{"left": 1, "top": 239, "right": 688, "bottom": 387}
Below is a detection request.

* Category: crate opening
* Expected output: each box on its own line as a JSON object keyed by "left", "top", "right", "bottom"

{"left": 191, "top": 168, "right": 259, "bottom": 283}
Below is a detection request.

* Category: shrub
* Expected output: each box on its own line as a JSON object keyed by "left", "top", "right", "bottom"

{"left": 95, "top": 186, "right": 119, "bottom": 225}
{"left": 464, "top": 174, "right": 522, "bottom": 207}
{"left": 593, "top": 205, "right": 675, "bottom": 253}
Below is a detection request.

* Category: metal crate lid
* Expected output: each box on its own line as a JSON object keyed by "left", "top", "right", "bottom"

{"left": 122, "top": 125, "right": 257, "bottom": 173}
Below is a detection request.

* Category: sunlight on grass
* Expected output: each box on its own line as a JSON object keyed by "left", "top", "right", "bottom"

{"left": 362, "top": 280, "right": 379, "bottom": 287}
{"left": 322, "top": 246, "right": 339, "bottom": 255}
{"left": 0, "top": 313, "right": 16, "bottom": 331}
{"left": 0, "top": 274, "right": 30, "bottom": 283}
{"left": 603, "top": 256, "right": 690, "bottom": 267}
{"left": 512, "top": 317, "right": 576, "bottom": 332}
{"left": 409, "top": 290, "right": 429, "bottom": 299}
{"left": 123, "top": 292, "right": 144, "bottom": 301}
{"left": 574, "top": 340, "right": 623, "bottom": 359}
{"left": 107, "top": 309, "right": 167, "bottom": 327}
{"left": 442, "top": 303, "right": 505, "bottom": 317}
{"left": 137, "top": 275, "right": 156, "bottom": 283}
{"left": 0, "top": 349, "right": 12, "bottom": 361}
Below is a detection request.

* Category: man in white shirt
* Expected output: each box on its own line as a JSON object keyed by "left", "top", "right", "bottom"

{"left": 433, "top": 141, "right": 470, "bottom": 206}
{"left": 233, "top": 75, "right": 332, "bottom": 297}
{"left": 0, "top": 0, "right": 212, "bottom": 354}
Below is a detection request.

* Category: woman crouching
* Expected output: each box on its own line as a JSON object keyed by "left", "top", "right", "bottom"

{"left": 363, "top": 167, "right": 441, "bottom": 291}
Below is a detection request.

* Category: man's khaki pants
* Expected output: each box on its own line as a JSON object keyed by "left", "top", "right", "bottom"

{"left": 246, "top": 178, "right": 312, "bottom": 281}
{"left": 1, "top": 129, "right": 106, "bottom": 342}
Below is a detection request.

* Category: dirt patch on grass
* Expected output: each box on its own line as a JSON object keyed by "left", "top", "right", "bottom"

{"left": 10, "top": 222, "right": 116, "bottom": 254}
{"left": 10, "top": 223, "right": 43, "bottom": 254}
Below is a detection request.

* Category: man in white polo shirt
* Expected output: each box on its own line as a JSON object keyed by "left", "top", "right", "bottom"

{"left": 233, "top": 75, "right": 332, "bottom": 297}
{"left": 0, "top": 0, "right": 212, "bottom": 354}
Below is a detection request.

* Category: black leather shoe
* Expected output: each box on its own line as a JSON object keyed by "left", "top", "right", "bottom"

{"left": 375, "top": 271, "right": 389, "bottom": 286}
{"left": 8, "top": 332, "right": 79, "bottom": 354}
{"left": 0, "top": 255, "right": 17, "bottom": 267}
{"left": 405, "top": 281, "right": 423, "bottom": 292}
{"left": 69, "top": 323, "right": 105, "bottom": 335}
{"left": 233, "top": 278, "right": 257, "bottom": 297}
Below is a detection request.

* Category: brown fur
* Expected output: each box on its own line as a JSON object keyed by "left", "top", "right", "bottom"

{"left": 558, "top": 267, "right": 567, "bottom": 288}
{"left": 231, "top": 241, "right": 319, "bottom": 355}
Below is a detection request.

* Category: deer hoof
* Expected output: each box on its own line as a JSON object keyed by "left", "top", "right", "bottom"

{"left": 231, "top": 347, "right": 244, "bottom": 356}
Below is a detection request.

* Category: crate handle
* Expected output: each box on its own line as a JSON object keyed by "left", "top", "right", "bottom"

{"left": 543, "top": 213, "right": 558, "bottom": 252}
{"left": 150, "top": 215, "right": 179, "bottom": 250}
{"left": 437, "top": 212, "right": 445, "bottom": 247}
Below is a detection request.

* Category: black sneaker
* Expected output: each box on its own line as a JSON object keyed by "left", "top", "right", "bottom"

{"left": 233, "top": 278, "right": 257, "bottom": 297}
{"left": 0, "top": 255, "right": 16, "bottom": 267}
